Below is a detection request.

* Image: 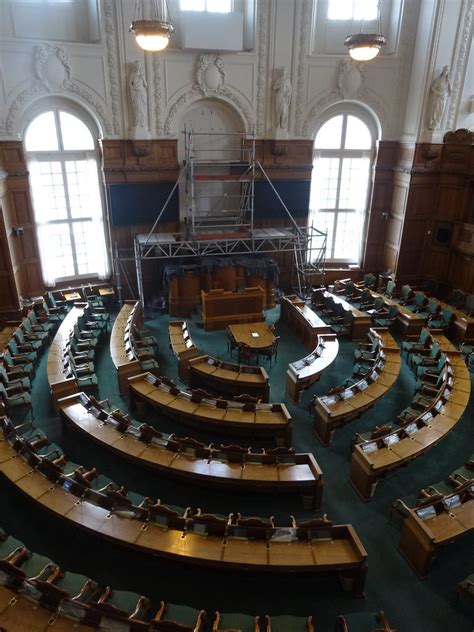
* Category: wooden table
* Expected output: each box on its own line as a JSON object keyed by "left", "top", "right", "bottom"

{"left": 59, "top": 393, "right": 322, "bottom": 509}
{"left": 286, "top": 333, "right": 339, "bottom": 404}
{"left": 228, "top": 322, "right": 275, "bottom": 350}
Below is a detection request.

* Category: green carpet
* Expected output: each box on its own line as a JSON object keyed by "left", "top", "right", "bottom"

{"left": 1, "top": 305, "right": 473, "bottom": 630}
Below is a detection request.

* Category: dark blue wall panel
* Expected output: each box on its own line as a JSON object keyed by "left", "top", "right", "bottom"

{"left": 108, "top": 182, "right": 179, "bottom": 226}
{"left": 254, "top": 180, "right": 310, "bottom": 220}
{"left": 108, "top": 180, "right": 309, "bottom": 226}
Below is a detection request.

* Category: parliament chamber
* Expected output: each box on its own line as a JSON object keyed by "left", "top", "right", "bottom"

{"left": 1, "top": 1, "right": 474, "bottom": 631}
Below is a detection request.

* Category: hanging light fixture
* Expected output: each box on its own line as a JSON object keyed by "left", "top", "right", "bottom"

{"left": 344, "top": 1, "right": 385, "bottom": 62}
{"left": 130, "top": 0, "right": 174, "bottom": 52}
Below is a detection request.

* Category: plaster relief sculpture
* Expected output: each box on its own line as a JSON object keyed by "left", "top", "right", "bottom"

{"left": 34, "top": 44, "right": 72, "bottom": 92}
{"left": 196, "top": 54, "right": 226, "bottom": 96}
{"left": 427, "top": 66, "right": 451, "bottom": 130}
{"left": 337, "top": 59, "right": 365, "bottom": 99}
{"left": 273, "top": 67, "right": 292, "bottom": 134}
{"left": 128, "top": 61, "right": 148, "bottom": 129}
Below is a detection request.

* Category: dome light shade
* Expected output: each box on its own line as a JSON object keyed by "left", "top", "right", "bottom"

{"left": 344, "top": 33, "right": 386, "bottom": 62}
{"left": 130, "top": 19, "right": 174, "bottom": 52}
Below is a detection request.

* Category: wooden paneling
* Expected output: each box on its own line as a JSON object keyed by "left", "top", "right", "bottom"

{"left": 0, "top": 141, "right": 43, "bottom": 301}
{"left": 101, "top": 139, "right": 180, "bottom": 185}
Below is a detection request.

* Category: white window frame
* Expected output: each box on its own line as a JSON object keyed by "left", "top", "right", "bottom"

{"left": 310, "top": 107, "right": 378, "bottom": 266}
{"left": 180, "top": 0, "right": 233, "bottom": 13}
{"left": 24, "top": 104, "right": 109, "bottom": 286}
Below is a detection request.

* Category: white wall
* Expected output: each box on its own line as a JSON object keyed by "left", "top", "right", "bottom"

{"left": 0, "top": 0, "right": 471, "bottom": 143}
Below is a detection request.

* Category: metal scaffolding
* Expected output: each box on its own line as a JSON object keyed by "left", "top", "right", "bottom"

{"left": 115, "top": 129, "right": 327, "bottom": 305}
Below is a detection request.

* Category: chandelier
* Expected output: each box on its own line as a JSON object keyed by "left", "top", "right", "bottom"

{"left": 130, "top": 0, "right": 174, "bottom": 52}
{"left": 344, "top": 1, "right": 385, "bottom": 62}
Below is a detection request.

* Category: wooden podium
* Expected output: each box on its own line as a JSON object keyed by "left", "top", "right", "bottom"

{"left": 201, "top": 287, "right": 265, "bottom": 331}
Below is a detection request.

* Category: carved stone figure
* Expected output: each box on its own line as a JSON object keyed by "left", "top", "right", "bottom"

{"left": 273, "top": 67, "right": 292, "bottom": 130}
{"left": 427, "top": 65, "right": 451, "bottom": 130}
{"left": 128, "top": 61, "right": 148, "bottom": 128}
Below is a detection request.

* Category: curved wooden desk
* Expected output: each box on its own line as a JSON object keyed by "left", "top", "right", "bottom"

{"left": 109, "top": 301, "right": 142, "bottom": 395}
{"left": 399, "top": 481, "right": 474, "bottom": 578}
{"left": 280, "top": 295, "right": 332, "bottom": 349}
{"left": 128, "top": 373, "right": 292, "bottom": 446}
{"left": 286, "top": 334, "right": 339, "bottom": 404}
{"left": 168, "top": 320, "right": 200, "bottom": 379}
{"left": 58, "top": 392, "right": 322, "bottom": 509}
{"left": 188, "top": 355, "right": 270, "bottom": 402}
{"left": 47, "top": 306, "right": 83, "bottom": 407}
{"left": 349, "top": 353, "right": 470, "bottom": 500}
{"left": 0, "top": 426, "right": 366, "bottom": 587}
{"left": 313, "top": 329, "right": 401, "bottom": 445}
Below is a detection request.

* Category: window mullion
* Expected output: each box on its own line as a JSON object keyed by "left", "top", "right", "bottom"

{"left": 60, "top": 158, "right": 79, "bottom": 276}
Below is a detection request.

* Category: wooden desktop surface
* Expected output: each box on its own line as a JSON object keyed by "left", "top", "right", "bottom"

{"left": 128, "top": 373, "right": 291, "bottom": 445}
{"left": 228, "top": 322, "right": 275, "bottom": 349}
{"left": 0, "top": 433, "right": 366, "bottom": 583}
{"left": 59, "top": 394, "right": 322, "bottom": 506}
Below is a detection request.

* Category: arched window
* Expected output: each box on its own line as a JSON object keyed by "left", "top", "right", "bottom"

{"left": 24, "top": 107, "right": 109, "bottom": 286}
{"left": 309, "top": 111, "right": 375, "bottom": 264}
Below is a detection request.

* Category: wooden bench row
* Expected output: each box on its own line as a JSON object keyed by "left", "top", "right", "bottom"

{"left": 349, "top": 350, "right": 470, "bottom": 500}
{"left": 59, "top": 392, "right": 322, "bottom": 509}
{"left": 0, "top": 417, "right": 367, "bottom": 589}
{"left": 129, "top": 372, "right": 292, "bottom": 446}
{"left": 313, "top": 328, "right": 401, "bottom": 445}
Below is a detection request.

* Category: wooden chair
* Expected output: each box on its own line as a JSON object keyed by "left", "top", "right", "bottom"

{"left": 152, "top": 601, "right": 206, "bottom": 632}
{"left": 265, "top": 614, "right": 314, "bottom": 632}
{"left": 213, "top": 611, "right": 260, "bottom": 632}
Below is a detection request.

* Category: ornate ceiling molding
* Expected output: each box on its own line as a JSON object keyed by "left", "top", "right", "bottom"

{"left": 103, "top": 0, "right": 122, "bottom": 136}
{"left": 256, "top": 0, "right": 270, "bottom": 136}
{"left": 446, "top": 0, "right": 473, "bottom": 130}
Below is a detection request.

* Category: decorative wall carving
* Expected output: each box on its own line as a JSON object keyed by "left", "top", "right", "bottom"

{"left": 446, "top": 1, "right": 474, "bottom": 130}
{"left": 103, "top": 0, "right": 122, "bottom": 135}
{"left": 443, "top": 128, "right": 473, "bottom": 144}
{"left": 337, "top": 60, "right": 365, "bottom": 99}
{"left": 153, "top": 57, "right": 164, "bottom": 136}
{"left": 256, "top": 0, "right": 270, "bottom": 137}
{"left": 34, "top": 44, "right": 72, "bottom": 91}
{"left": 196, "top": 54, "right": 226, "bottom": 96}
{"left": 164, "top": 85, "right": 255, "bottom": 136}
{"left": 5, "top": 81, "right": 113, "bottom": 137}
{"left": 294, "top": 0, "right": 312, "bottom": 136}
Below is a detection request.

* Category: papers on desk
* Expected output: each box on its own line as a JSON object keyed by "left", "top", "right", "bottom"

{"left": 322, "top": 395, "right": 338, "bottom": 405}
{"left": 421, "top": 412, "right": 433, "bottom": 422}
{"left": 251, "top": 332, "right": 259, "bottom": 338}
{"left": 383, "top": 433, "right": 400, "bottom": 447}
{"left": 362, "top": 441, "right": 378, "bottom": 453}
{"left": 435, "top": 400, "right": 443, "bottom": 412}
{"left": 340, "top": 389, "right": 354, "bottom": 400}
{"left": 442, "top": 494, "right": 461, "bottom": 510}
{"left": 370, "top": 370, "right": 379, "bottom": 382}
{"left": 404, "top": 422, "right": 418, "bottom": 436}
{"left": 358, "top": 380, "right": 369, "bottom": 391}
{"left": 270, "top": 527, "right": 298, "bottom": 542}
{"left": 443, "top": 388, "right": 450, "bottom": 400}
{"left": 145, "top": 374, "right": 157, "bottom": 385}
{"left": 416, "top": 505, "right": 436, "bottom": 521}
